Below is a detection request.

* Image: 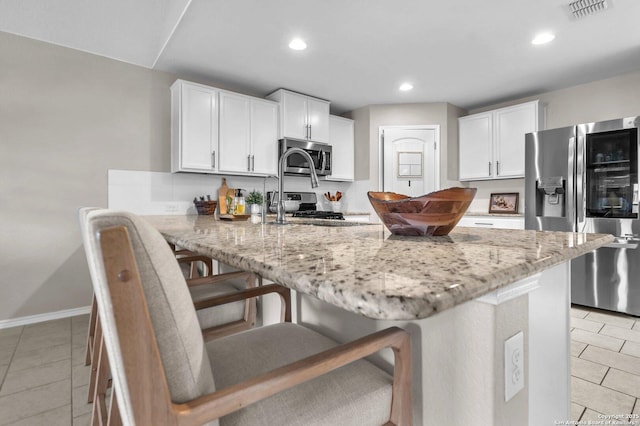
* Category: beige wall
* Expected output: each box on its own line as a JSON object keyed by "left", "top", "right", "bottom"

{"left": 0, "top": 32, "right": 276, "bottom": 322}
{"left": 0, "top": 32, "right": 178, "bottom": 320}
{"left": 470, "top": 70, "right": 640, "bottom": 128}
{"left": 344, "top": 106, "right": 370, "bottom": 181}
{"left": 460, "top": 70, "right": 640, "bottom": 213}
{"left": 3, "top": 27, "right": 639, "bottom": 321}
{"left": 349, "top": 102, "right": 465, "bottom": 192}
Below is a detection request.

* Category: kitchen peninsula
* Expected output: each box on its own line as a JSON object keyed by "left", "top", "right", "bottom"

{"left": 145, "top": 215, "right": 613, "bottom": 426}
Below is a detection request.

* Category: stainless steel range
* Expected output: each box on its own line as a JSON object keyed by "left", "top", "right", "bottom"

{"left": 267, "top": 191, "right": 344, "bottom": 220}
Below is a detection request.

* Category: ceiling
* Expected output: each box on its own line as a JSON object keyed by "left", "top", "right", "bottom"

{"left": 2, "top": 0, "right": 640, "bottom": 113}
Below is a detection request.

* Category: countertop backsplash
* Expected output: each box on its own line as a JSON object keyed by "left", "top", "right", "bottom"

{"left": 108, "top": 169, "right": 357, "bottom": 215}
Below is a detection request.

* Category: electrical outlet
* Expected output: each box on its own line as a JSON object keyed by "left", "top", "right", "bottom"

{"left": 505, "top": 331, "right": 524, "bottom": 402}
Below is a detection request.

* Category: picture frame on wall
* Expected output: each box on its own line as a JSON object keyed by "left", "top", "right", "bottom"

{"left": 489, "top": 193, "right": 519, "bottom": 214}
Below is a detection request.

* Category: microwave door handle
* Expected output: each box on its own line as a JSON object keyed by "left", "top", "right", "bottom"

{"left": 321, "top": 150, "right": 327, "bottom": 172}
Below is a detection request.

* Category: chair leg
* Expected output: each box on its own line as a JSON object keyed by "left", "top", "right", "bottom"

{"left": 244, "top": 273, "right": 257, "bottom": 328}
{"left": 87, "top": 319, "right": 102, "bottom": 403}
{"left": 85, "top": 296, "right": 98, "bottom": 366}
{"left": 91, "top": 334, "right": 111, "bottom": 425}
{"left": 107, "top": 389, "right": 122, "bottom": 426}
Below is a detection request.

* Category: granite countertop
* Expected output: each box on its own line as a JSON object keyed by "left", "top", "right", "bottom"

{"left": 144, "top": 215, "right": 612, "bottom": 320}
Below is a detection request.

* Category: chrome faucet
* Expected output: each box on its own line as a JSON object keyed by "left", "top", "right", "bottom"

{"left": 276, "top": 148, "right": 319, "bottom": 224}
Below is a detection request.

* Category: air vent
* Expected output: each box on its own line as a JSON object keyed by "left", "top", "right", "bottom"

{"left": 568, "top": 0, "right": 611, "bottom": 18}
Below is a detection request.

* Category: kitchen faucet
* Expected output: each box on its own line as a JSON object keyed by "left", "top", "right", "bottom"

{"left": 276, "top": 148, "right": 319, "bottom": 224}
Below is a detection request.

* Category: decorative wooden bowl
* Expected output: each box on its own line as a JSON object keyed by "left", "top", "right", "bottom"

{"left": 368, "top": 187, "right": 477, "bottom": 236}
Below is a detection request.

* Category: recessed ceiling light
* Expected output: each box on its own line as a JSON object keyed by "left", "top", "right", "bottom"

{"left": 399, "top": 83, "right": 413, "bottom": 91}
{"left": 531, "top": 32, "right": 555, "bottom": 45}
{"left": 288, "top": 38, "right": 307, "bottom": 50}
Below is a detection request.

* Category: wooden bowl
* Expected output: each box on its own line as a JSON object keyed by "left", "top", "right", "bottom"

{"left": 368, "top": 187, "right": 477, "bottom": 236}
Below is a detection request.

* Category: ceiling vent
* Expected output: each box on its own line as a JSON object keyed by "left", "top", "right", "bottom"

{"left": 568, "top": 0, "right": 611, "bottom": 18}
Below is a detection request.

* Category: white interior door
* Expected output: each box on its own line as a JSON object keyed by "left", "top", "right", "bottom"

{"left": 382, "top": 127, "right": 439, "bottom": 196}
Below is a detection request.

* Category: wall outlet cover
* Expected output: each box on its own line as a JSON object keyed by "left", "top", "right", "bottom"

{"left": 505, "top": 330, "right": 524, "bottom": 402}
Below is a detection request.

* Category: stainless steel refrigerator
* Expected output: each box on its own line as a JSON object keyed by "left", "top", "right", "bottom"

{"left": 525, "top": 116, "right": 640, "bottom": 316}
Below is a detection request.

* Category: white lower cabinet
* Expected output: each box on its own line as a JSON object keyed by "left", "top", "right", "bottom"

{"left": 344, "top": 214, "right": 370, "bottom": 223}
{"left": 457, "top": 215, "right": 524, "bottom": 229}
{"left": 326, "top": 115, "right": 354, "bottom": 181}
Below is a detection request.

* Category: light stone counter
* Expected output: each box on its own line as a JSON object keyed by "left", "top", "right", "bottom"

{"left": 144, "top": 215, "right": 612, "bottom": 321}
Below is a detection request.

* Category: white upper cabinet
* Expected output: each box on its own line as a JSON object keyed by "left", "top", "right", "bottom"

{"left": 267, "top": 89, "right": 330, "bottom": 143}
{"left": 219, "top": 91, "right": 251, "bottom": 174}
{"left": 249, "top": 98, "right": 279, "bottom": 175}
{"left": 459, "top": 112, "right": 493, "bottom": 180}
{"left": 326, "top": 115, "right": 354, "bottom": 181}
{"left": 306, "top": 98, "right": 330, "bottom": 143}
{"left": 219, "top": 91, "right": 278, "bottom": 176}
{"left": 172, "top": 80, "right": 278, "bottom": 176}
{"left": 459, "top": 100, "right": 539, "bottom": 181}
{"left": 171, "top": 80, "right": 219, "bottom": 173}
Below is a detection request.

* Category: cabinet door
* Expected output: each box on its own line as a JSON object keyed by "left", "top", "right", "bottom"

{"left": 250, "top": 99, "right": 278, "bottom": 175}
{"left": 494, "top": 101, "right": 538, "bottom": 179}
{"left": 327, "top": 115, "right": 354, "bottom": 181}
{"left": 177, "top": 83, "right": 218, "bottom": 172}
{"left": 219, "top": 92, "right": 251, "bottom": 173}
{"left": 307, "top": 99, "right": 330, "bottom": 143}
{"left": 459, "top": 112, "right": 493, "bottom": 180}
{"left": 281, "top": 92, "right": 308, "bottom": 140}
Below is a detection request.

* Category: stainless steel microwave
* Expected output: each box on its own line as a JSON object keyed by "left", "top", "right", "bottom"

{"left": 279, "top": 138, "right": 332, "bottom": 176}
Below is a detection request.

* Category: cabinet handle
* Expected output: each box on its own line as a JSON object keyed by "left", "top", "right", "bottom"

{"left": 211, "top": 151, "right": 216, "bottom": 169}
{"left": 497, "top": 161, "right": 500, "bottom": 176}
{"left": 488, "top": 161, "right": 492, "bottom": 176}
{"left": 309, "top": 124, "right": 312, "bottom": 140}
{"left": 474, "top": 222, "right": 494, "bottom": 226}
{"left": 251, "top": 155, "right": 255, "bottom": 171}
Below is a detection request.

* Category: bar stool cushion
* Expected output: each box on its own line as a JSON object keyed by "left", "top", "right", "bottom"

{"left": 208, "top": 323, "right": 393, "bottom": 426}
{"left": 189, "top": 280, "right": 247, "bottom": 329}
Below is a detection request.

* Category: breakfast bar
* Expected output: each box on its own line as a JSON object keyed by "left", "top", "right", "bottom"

{"left": 144, "top": 215, "right": 613, "bottom": 425}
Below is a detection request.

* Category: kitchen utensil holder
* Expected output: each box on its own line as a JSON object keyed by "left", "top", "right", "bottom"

{"left": 194, "top": 200, "right": 217, "bottom": 215}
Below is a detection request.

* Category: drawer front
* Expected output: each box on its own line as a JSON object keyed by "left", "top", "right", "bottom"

{"left": 458, "top": 216, "right": 524, "bottom": 229}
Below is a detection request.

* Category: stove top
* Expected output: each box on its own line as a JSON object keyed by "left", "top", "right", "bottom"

{"left": 292, "top": 210, "right": 345, "bottom": 220}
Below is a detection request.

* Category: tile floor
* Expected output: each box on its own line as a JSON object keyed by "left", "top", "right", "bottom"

{"left": 0, "top": 315, "right": 91, "bottom": 425}
{"left": 570, "top": 306, "right": 640, "bottom": 424}
{"left": 0, "top": 307, "right": 639, "bottom": 424}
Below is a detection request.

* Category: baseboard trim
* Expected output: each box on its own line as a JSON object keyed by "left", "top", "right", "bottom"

{"left": 0, "top": 306, "right": 92, "bottom": 329}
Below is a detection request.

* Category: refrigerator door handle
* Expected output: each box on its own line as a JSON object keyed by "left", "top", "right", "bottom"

{"left": 573, "top": 131, "right": 586, "bottom": 231}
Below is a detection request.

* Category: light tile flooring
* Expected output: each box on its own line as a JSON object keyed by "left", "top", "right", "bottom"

{"left": 0, "top": 315, "right": 91, "bottom": 425}
{"left": 570, "top": 306, "right": 640, "bottom": 424}
{"left": 0, "top": 307, "right": 639, "bottom": 424}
